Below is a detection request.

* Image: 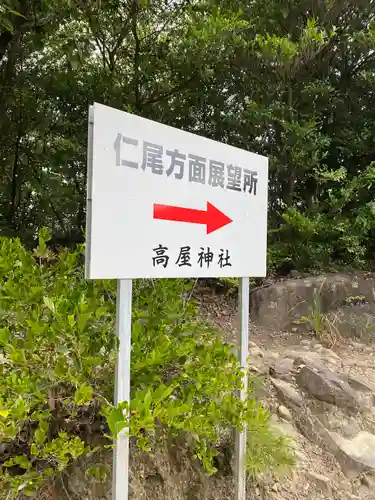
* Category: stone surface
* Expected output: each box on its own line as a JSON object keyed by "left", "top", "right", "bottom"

{"left": 295, "top": 364, "right": 361, "bottom": 410}
{"left": 277, "top": 405, "right": 293, "bottom": 421}
{"left": 323, "top": 411, "right": 360, "bottom": 439}
{"left": 271, "top": 378, "right": 304, "bottom": 407}
{"left": 340, "top": 417, "right": 360, "bottom": 439}
{"left": 327, "top": 303, "right": 375, "bottom": 341}
{"left": 269, "top": 357, "right": 295, "bottom": 382}
{"left": 249, "top": 273, "right": 375, "bottom": 330}
{"left": 293, "top": 353, "right": 328, "bottom": 371}
{"left": 249, "top": 341, "right": 263, "bottom": 357}
{"left": 293, "top": 405, "right": 334, "bottom": 451}
{"left": 199, "top": 277, "right": 375, "bottom": 500}
{"left": 305, "top": 471, "right": 332, "bottom": 494}
{"left": 341, "top": 374, "right": 374, "bottom": 394}
{"left": 331, "top": 431, "right": 375, "bottom": 478}
{"left": 271, "top": 419, "right": 299, "bottom": 441}
{"left": 350, "top": 341, "right": 368, "bottom": 351}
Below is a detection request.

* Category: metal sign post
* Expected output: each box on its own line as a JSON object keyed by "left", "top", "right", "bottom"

{"left": 85, "top": 102, "right": 268, "bottom": 500}
{"left": 112, "top": 280, "right": 133, "bottom": 500}
{"left": 235, "top": 277, "right": 250, "bottom": 500}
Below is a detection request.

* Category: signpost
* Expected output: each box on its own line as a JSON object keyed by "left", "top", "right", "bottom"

{"left": 86, "top": 102, "right": 268, "bottom": 500}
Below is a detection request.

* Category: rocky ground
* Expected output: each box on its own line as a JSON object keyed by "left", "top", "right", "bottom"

{"left": 239, "top": 336, "right": 374, "bottom": 500}
{"left": 197, "top": 273, "right": 375, "bottom": 500}
{"left": 43, "top": 273, "right": 375, "bottom": 500}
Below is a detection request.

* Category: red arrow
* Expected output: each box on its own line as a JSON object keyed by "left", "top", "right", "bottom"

{"left": 153, "top": 201, "right": 232, "bottom": 234}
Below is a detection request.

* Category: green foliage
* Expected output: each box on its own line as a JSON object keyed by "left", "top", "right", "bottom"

{"left": 271, "top": 163, "right": 375, "bottom": 271}
{"left": 0, "top": 232, "right": 292, "bottom": 497}
{"left": 1, "top": 0, "right": 375, "bottom": 273}
{"left": 247, "top": 418, "right": 295, "bottom": 478}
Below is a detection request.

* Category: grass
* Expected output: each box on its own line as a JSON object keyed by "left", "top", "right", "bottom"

{"left": 292, "top": 280, "right": 342, "bottom": 347}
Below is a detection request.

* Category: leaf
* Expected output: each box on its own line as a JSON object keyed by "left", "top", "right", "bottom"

{"left": 74, "top": 384, "right": 93, "bottom": 405}
{"left": 14, "top": 455, "right": 31, "bottom": 470}
{"left": 95, "top": 306, "right": 108, "bottom": 318}
{"left": 38, "top": 227, "right": 52, "bottom": 244}
{"left": 86, "top": 465, "right": 109, "bottom": 482}
{"left": 34, "top": 428, "right": 46, "bottom": 445}
{"left": 0, "top": 17, "right": 14, "bottom": 33}
{"left": 30, "top": 444, "right": 39, "bottom": 456}
{"left": 8, "top": 9, "right": 26, "bottom": 18}
{"left": 43, "top": 296, "right": 55, "bottom": 313}
{"left": 0, "top": 409, "right": 9, "bottom": 418}
{"left": 0, "top": 327, "right": 10, "bottom": 345}
{"left": 106, "top": 406, "right": 127, "bottom": 437}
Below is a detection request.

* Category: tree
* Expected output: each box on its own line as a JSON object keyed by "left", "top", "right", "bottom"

{"left": 1, "top": 0, "right": 375, "bottom": 269}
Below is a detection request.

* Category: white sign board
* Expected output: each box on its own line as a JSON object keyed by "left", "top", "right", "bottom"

{"left": 85, "top": 103, "right": 268, "bottom": 279}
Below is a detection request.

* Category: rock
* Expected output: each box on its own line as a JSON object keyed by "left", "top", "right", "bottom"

{"left": 248, "top": 361, "right": 269, "bottom": 376}
{"left": 249, "top": 365, "right": 260, "bottom": 374}
{"left": 361, "top": 475, "right": 375, "bottom": 489}
{"left": 350, "top": 341, "right": 367, "bottom": 351}
{"left": 325, "top": 356, "right": 341, "bottom": 368}
{"left": 331, "top": 431, "right": 375, "bottom": 479}
{"left": 271, "top": 420, "right": 298, "bottom": 440}
{"left": 294, "top": 349, "right": 342, "bottom": 370}
{"left": 247, "top": 342, "right": 269, "bottom": 375}
{"left": 249, "top": 273, "right": 375, "bottom": 330}
{"left": 340, "top": 374, "right": 374, "bottom": 394}
{"left": 318, "top": 348, "right": 342, "bottom": 368}
{"left": 249, "top": 341, "right": 263, "bottom": 357}
{"left": 277, "top": 405, "right": 293, "bottom": 421}
{"left": 269, "top": 414, "right": 280, "bottom": 425}
{"left": 292, "top": 402, "right": 372, "bottom": 480}
{"left": 293, "top": 353, "right": 327, "bottom": 371}
{"left": 293, "top": 407, "right": 333, "bottom": 451}
{"left": 294, "top": 450, "right": 307, "bottom": 465}
{"left": 271, "top": 379, "right": 304, "bottom": 407}
{"left": 289, "top": 270, "right": 300, "bottom": 279}
{"left": 269, "top": 357, "right": 295, "bottom": 382}
{"left": 295, "top": 364, "right": 361, "bottom": 410}
{"left": 339, "top": 375, "right": 374, "bottom": 409}
{"left": 357, "top": 485, "right": 371, "bottom": 498}
{"left": 266, "top": 352, "right": 279, "bottom": 361}
{"left": 294, "top": 409, "right": 375, "bottom": 480}
{"left": 326, "top": 303, "right": 375, "bottom": 341}
{"left": 341, "top": 417, "right": 360, "bottom": 439}
{"left": 305, "top": 471, "right": 332, "bottom": 494}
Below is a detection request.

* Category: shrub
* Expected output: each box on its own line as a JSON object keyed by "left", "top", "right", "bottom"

{"left": 0, "top": 230, "right": 293, "bottom": 498}
{"left": 269, "top": 163, "right": 375, "bottom": 273}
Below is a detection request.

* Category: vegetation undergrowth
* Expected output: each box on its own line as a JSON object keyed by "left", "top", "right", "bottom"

{"left": 292, "top": 281, "right": 342, "bottom": 347}
{"left": 0, "top": 230, "right": 294, "bottom": 498}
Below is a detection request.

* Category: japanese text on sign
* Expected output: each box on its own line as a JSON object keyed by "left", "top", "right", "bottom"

{"left": 114, "top": 133, "right": 258, "bottom": 195}
{"left": 152, "top": 245, "right": 232, "bottom": 269}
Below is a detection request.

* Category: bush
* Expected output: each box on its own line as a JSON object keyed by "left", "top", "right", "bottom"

{"left": 0, "top": 230, "right": 293, "bottom": 498}
{"left": 268, "top": 163, "right": 375, "bottom": 273}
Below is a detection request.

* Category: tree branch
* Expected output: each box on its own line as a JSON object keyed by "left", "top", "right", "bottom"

{"left": 143, "top": 76, "right": 197, "bottom": 107}
{"left": 108, "top": 4, "right": 138, "bottom": 68}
